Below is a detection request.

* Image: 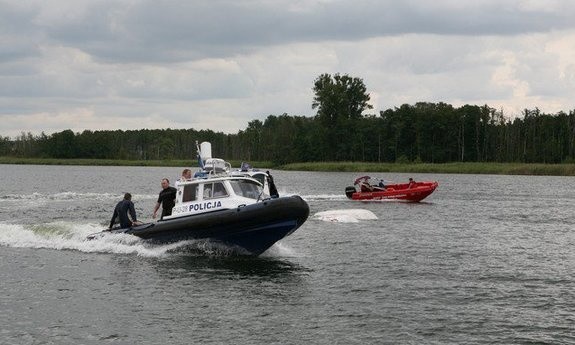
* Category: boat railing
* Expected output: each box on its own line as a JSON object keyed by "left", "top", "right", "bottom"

{"left": 193, "top": 170, "right": 230, "bottom": 180}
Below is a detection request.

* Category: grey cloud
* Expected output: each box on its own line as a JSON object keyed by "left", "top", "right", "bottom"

{"left": 16, "top": 0, "right": 575, "bottom": 63}
{"left": 0, "top": 2, "right": 37, "bottom": 35}
{"left": 0, "top": 3, "right": 41, "bottom": 64}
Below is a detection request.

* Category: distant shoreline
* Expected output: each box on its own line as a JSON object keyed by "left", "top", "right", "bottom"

{"left": 2, "top": 157, "right": 575, "bottom": 176}
{"left": 280, "top": 162, "right": 575, "bottom": 176}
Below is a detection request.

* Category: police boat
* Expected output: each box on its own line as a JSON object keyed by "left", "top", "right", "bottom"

{"left": 87, "top": 142, "right": 309, "bottom": 256}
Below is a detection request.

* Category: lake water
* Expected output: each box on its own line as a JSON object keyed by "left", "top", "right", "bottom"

{"left": 1, "top": 164, "right": 574, "bottom": 344}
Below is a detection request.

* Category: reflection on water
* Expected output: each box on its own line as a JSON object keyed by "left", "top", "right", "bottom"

{"left": 154, "top": 253, "right": 311, "bottom": 278}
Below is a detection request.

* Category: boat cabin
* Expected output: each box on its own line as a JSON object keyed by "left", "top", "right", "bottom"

{"left": 166, "top": 176, "right": 268, "bottom": 219}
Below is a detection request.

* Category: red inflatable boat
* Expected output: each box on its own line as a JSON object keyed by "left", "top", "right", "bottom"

{"left": 345, "top": 176, "right": 438, "bottom": 202}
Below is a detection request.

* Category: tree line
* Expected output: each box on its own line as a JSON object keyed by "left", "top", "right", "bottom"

{"left": 2, "top": 74, "right": 575, "bottom": 164}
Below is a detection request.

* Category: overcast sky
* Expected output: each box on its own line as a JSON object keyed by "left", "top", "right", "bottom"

{"left": 1, "top": 0, "right": 575, "bottom": 138}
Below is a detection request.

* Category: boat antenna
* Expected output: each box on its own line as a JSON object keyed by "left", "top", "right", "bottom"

{"left": 256, "top": 189, "right": 264, "bottom": 202}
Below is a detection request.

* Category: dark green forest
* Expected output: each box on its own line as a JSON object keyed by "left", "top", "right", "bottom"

{"left": 2, "top": 74, "right": 575, "bottom": 165}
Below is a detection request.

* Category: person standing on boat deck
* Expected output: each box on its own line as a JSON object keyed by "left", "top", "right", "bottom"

{"left": 153, "top": 178, "right": 177, "bottom": 220}
{"left": 179, "top": 168, "right": 192, "bottom": 182}
{"left": 266, "top": 171, "right": 279, "bottom": 198}
{"left": 109, "top": 193, "right": 139, "bottom": 229}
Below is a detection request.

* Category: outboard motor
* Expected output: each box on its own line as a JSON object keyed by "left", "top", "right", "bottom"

{"left": 345, "top": 186, "right": 356, "bottom": 199}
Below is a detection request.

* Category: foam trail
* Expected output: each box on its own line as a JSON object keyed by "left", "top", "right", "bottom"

{"left": 0, "top": 192, "right": 157, "bottom": 208}
{"left": 273, "top": 186, "right": 347, "bottom": 201}
{"left": 0, "top": 222, "right": 201, "bottom": 258}
{"left": 301, "top": 194, "right": 347, "bottom": 201}
{"left": 312, "top": 209, "right": 378, "bottom": 223}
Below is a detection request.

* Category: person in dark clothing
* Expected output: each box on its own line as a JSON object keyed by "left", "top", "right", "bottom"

{"left": 153, "top": 178, "right": 177, "bottom": 220}
{"left": 109, "top": 193, "right": 138, "bottom": 229}
{"left": 266, "top": 170, "right": 279, "bottom": 198}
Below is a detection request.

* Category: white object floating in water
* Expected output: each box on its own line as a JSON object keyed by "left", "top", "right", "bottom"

{"left": 313, "top": 209, "right": 378, "bottom": 223}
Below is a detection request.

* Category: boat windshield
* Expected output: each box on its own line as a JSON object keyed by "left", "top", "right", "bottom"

{"left": 229, "top": 179, "right": 263, "bottom": 199}
{"left": 250, "top": 173, "right": 266, "bottom": 186}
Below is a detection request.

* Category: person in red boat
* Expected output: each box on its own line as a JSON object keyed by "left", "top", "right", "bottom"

{"left": 408, "top": 178, "right": 416, "bottom": 189}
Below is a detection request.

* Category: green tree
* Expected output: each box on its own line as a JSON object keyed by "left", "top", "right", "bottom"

{"left": 46, "top": 130, "right": 78, "bottom": 158}
{"left": 312, "top": 73, "right": 373, "bottom": 160}
{"left": 0, "top": 136, "right": 11, "bottom": 156}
